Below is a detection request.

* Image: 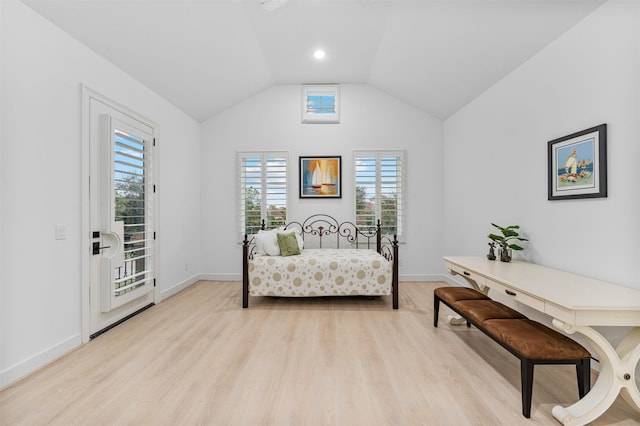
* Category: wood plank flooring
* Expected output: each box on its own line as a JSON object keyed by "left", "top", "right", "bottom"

{"left": 1, "top": 281, "right": 638, "bottom": 425}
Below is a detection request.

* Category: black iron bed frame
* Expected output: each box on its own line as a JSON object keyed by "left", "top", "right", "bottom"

{"left": 242, "top": 214, "right": 399, "bottom": 309}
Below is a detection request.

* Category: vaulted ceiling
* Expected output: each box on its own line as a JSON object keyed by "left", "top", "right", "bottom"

{"left": 23, "top": 0, "right": 604, "bottom": 122}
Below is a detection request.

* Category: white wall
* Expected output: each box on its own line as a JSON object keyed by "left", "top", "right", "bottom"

{"left": 0, "top": 0, "right": 201, "bottom": 387}
{"left": 200, "top": 84, "right": 444, "bottom": 282}
{"left": 443, "top": 0, "right": 640, "bottom": 288}
{"left": 0, "top": 0, "right": 4, "bottom": 387}
{"left": 6, "top": 0, "right": 634, "bottom": 391}
{"left": 443, "top": 1, "right": 640, "bottom": 378}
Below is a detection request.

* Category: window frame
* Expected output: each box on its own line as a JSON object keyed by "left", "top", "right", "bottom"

{"left": 353, "top": 150, "right": 406, "bottom": 238}
{"left": 237, "top": 151, "right": 289, "bottom": 237}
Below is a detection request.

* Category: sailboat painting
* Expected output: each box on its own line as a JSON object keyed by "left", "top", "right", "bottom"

{"left": 548, "top": 124, "right": 607, "bottom": 200}
{"left": 300, "top": 156, "right": 342, "bottom": 198}
{"left": 556, "top": 140, "right": 595, "bottom": 188}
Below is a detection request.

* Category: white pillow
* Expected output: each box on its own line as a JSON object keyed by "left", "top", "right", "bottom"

{"left": 254, "top": 231, "right": 267, "bottom": 255}
{"left": 295, "top": 232, "right": 304, "bottom": 251}
{"left": 255, "top": 227, "right": 284, "bottom": 256}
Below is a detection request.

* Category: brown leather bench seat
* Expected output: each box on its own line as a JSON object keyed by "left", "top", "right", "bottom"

{"left": 433, "top": 286, "right": 591, "bottom": 418}
{"left": 433, "top": 286, "right": 490, "bottom": 304}
{"left": 454, "top": 299, "right": 527, "bottom": 324}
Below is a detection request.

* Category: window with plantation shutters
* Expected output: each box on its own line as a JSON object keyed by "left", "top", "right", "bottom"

{"left": 354, "top": 150, "right": 405, "bottom": 237}
{"left": 301, "top": 84, "right": 340, "bottom": 123}
{"left": 238, "top": 152, "right": 288, "bottom": 236}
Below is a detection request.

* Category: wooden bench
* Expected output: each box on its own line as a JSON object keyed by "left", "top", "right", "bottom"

{"left": 433, "top": 286, "right": 591, "bottom": 418}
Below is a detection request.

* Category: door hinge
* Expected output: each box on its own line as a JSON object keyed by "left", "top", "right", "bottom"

{"left": 153, "top": 138, "right": 156, "bottom": 147}
{"left": 154, "top": 232, "right": 156, "bottom": 240}
{"left": 153, "top": 184, "right": 156, "bottom": 193}
{"left": 153, "top": 278, "right": 156, "bottom": 287}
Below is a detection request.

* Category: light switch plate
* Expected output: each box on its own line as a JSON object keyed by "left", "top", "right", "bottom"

{"left": 55, "top": 224, "right": 67, "bottom": 240}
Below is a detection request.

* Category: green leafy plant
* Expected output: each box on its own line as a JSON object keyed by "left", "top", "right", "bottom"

{"left": 488, "top": 223, "right": 528, "bottom": 251}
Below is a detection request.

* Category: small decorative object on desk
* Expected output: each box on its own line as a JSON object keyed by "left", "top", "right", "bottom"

{"left": 487, "top": 242, "right": 496, "bottom": 260}
{"left": 499, "top": 247, "right": 512, "bottom": 262}
{"left": 488, "top": 223, "right": 528, "bottom": 263}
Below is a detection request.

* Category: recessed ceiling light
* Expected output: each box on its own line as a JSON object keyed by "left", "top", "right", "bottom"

{"left": 313, "top": 49, "right": 326, "bottom": 60}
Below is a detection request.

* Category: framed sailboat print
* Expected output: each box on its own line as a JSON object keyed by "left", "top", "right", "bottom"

{"left": 299, "top": 156, "right": 342, "bottom": 198}
{"left": 548, "top": 124, "right": 607, "bottom": 200}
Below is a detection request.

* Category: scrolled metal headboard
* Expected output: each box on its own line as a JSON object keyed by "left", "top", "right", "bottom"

{"left": 243, "top": 213, "right": 397, "bottom": 259}
{"left": 281, "top": 214, "right": 379, "bottom": 249}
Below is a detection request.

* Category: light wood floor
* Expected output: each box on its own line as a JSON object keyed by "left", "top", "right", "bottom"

{"left": 1, "top": 282, "right": 638, "bottom": 425}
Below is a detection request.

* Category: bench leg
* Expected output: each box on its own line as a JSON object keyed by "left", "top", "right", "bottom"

{"left": 433, "top": 295, "right": 470, "bottom": 328}
{"left": 521, "top": 359, "right": 534, "bottom": 418}
{"left": 576, "top": 358, "right": 591, "bottom": 398}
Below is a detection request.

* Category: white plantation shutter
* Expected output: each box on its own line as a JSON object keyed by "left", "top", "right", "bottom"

{"left": 239, "top": 152, "right": 288, "bottom": 236}
{"left": 354, "top": 150, "right": 405, "bottom": 237}
{"left": 306, "top": 94, "right": 335, "bottom": 115}
{"left": 113, "top": 128, "right": 154, "bottom": 298}
{"left": 264, "top": 154, "right": 287, "bottom": 226}
{"left": 301, "top": 84, "right": 340, "bottom": 123}
{"left": 239, "top": 154, "right": 262, "bottom": 235}
{"left": 354, "top": 155, "right": 377, "bottom": 229}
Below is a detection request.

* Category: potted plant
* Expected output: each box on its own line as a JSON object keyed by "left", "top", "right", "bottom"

{"left": 488, "top": 223, "right": 528, "bottom": 262}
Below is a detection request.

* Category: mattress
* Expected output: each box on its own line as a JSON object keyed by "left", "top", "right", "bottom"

{"left": 248, "top": 249, "right": 392, "bottom": 297}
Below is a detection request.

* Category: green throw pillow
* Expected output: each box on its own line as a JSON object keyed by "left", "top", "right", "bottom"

{"left": 277, "top": 232, "right": 301, "bottom": 256}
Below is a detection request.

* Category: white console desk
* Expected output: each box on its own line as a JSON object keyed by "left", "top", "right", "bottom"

{"left": 444, "top": 256, "right": 640, "bottom": 426}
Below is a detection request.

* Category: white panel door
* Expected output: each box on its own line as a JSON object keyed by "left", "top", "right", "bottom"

{"left": 87, "top": 95, "right": 156, "bottom": 337}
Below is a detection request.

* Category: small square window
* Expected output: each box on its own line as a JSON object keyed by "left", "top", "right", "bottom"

{"left": 301, "top": 84, "right": 340, "bottom": 124}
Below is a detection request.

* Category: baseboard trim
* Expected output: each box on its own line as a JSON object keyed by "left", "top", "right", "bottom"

{"left": 399, "top": 274, "right": 446, "bottom": 282}
{"left": 198, "top": 273, "right": 240, "bottom": 282}
{"left": 443, "top": 274, "right": 465, "bottom": 287}
{"left": 0, "top": 333, "right": 82, "bottom": 390}
{"left": 160, "top": 274, "right": 201, "bottom": 301}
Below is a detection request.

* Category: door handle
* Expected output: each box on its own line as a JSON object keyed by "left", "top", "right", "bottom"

{"left": 505, "top": 289, "right": 517, "bottom": 296}
{"left": 100, "top": 221, "right": 125, "bottom": 268}
{"left": 92, "top": 242, "right": 111, "bottom": 255}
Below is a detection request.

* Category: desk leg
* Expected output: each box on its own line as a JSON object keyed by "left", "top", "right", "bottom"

{"left": 551, "top": 321, "right": 640, "bottom": 425}
{"left": 447, "top": 270, "right": 490, "bottom": 326}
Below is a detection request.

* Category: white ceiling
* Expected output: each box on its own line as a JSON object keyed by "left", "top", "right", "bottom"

{"left": 23, "top": 0, "right": 604, "bottom": 122}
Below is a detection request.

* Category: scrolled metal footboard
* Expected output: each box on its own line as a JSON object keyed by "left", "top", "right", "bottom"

{"left": 379, "top": 234, "right": 399, "bottom": 309}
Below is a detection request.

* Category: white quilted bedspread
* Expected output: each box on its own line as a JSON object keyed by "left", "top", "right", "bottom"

{"left": 248, "top": 249, "right": 392, "bottom": 297}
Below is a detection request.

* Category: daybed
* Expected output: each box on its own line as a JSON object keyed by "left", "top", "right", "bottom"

{"left": 242, "top": 214, "right": 399, "bottom": 309}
